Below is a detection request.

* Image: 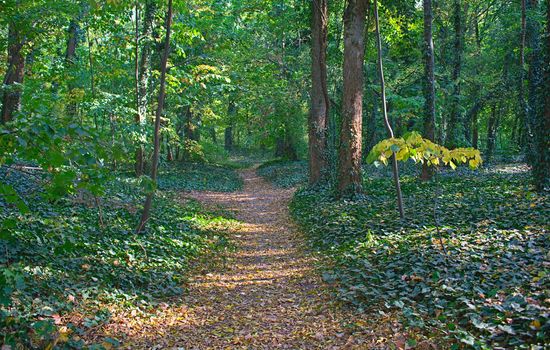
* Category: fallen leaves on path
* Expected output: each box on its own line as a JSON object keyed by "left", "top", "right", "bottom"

{"left": 96, "top": 168, "right": 406, "bottom": 349}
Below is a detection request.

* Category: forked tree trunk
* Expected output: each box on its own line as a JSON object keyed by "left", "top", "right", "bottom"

{"left": 1, "top": 24, "right": 25, "bottom": 123}
{"left": 374, "top": 0, "right": 404, "bottom": 219}
{"left": 421, "top": 0, "right": 436, "bottom": 181}
{"left": 337, "top": 0, "right": 367, "bottom": 196}
{"left": 308, "top": 0, "right": 329, "bottom": 185}
{"left": 137, "top": 0, "right": 173, "bottom": 234}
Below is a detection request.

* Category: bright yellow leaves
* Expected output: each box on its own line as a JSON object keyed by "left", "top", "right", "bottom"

{"left": 367, "top": 131, "right": 482, "bottom": 170}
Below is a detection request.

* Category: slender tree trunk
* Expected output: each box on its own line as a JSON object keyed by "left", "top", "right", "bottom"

{"left": 65, "top": 19, "right": 79, "bottom": 118}
{"left": 486, "top": 103, "right": 499, "bottom": 163}
{"left": 471, "top": 15, "right": 482, "bottom": 150}
{"left": 337, "top": 0, "right": 367, "bottom": 196}
{"left": 1, "top": 24, "right": 25, "bottom": 124}
{"left": 445, "top": 0, "right": 463, "bottom": 148}
{"left": 308, "top": 0, "right": 329, "bottom": 185}
{"left": 225, "top": 101, "right": 235, "bottom": 151}
{"left": 525, "top": 0, "right": 544, "bottom": 175}
{"left": 137, "top": 0, "right": 173, "bottom": 234}
{"left": 135, "top": 0, "right": 156, "bottom": 176}
{"left": 224, "top": 126, "right": 233, "bottom": 151}
{"left": 421, "top": 0, "right": 436, "bottom": 181}
{"left": 374, "top": 0, "right": 404, "bottom": 219}
{"left": 517, "top": 0, "right": 528, "bottom": 148}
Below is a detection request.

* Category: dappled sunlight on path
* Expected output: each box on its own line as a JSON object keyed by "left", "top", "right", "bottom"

{"left": 101, "top": 168, "right": 400, "bottom": 349}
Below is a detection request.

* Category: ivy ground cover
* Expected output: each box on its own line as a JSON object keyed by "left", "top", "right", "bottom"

{"left": 290, "top": 164, "right": 549, "bottom": 348}
{"left": 0, "top": 164, "right": 240, "bottom": 348}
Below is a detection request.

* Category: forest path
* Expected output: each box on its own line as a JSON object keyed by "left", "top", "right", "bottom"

{"left": 120, "top": 167, "right": 389, "bottom": 349}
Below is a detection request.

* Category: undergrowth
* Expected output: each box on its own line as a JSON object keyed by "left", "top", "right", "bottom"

{"left": 0, "top": 164, "right": 239, "bottom": 348}
{"left": 158, "top": 162, "right": 243, "bottom": 192}
{"left": 256, "top": 159, "right": 308, "bottom": 188}
{"left": 290, "top": 164, "right": 549, "bottom": 348}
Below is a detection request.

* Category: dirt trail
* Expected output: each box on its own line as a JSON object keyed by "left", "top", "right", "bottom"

{"left": 118, "top": 168, "right": 390, "bottom": 349}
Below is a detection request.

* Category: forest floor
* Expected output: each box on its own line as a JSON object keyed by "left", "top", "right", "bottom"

{"left": 112, "top": 167, "right": 402, "bottom": 349}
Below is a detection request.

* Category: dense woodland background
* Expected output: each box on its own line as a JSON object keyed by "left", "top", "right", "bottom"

{"left": 0, "top": 0, "right": 548, "bottom": 348}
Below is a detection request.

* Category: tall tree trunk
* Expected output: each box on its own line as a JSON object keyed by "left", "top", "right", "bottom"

{"left": 525, "top": 0, "right": 544, "bottom": 180}
{"left": 65, "top": 16, "right": 80, "bottom": 119}
{"left": 225, "top": 100, "right": 236, "bottom": 151}
{"left": 183, "top": 105, "right": 198, "bottom": 141}
{"left": 275, "top": 126, "right": 298, "bottom": 160}
{"left": 308, "top": 0, "right": 329, "bottom": 185}
{"left": 532, "top": 0, "right": 549, "bottom": 190}
{"left": 337, "top": 0, "right": 367, "bottom": 196}
{"left": 135, "top": 0, "right": 156, "bottom": 176}
{"left": 137, "top": 0, "right": 173, "bottom": 234}
{"left": 224, "top": 126, "right": 233, "bottom": 151}
{"left": 421, "top": 0, "right": 436, "bottom": 180}
{"left": 517, "top": 0, "right": 528, "bottom": 148}
{"left": 486, "top": 103, "right": 499, "bottom": 163}
{"left": 471, "top": 15, "right": 482, "bottom": 150}
{"left": 1, "top": 24, "right": 25, "bottom": 124}
{"left": 374, "top": 0, "right": 404, "bottom": 219}
{"left": 445, "top": 0, "right": 463, "bottom": 148}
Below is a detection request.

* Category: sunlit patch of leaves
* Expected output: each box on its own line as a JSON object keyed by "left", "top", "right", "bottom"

{"left": 291, "top": 166, "right": 549, "bottom": 348}
{"left": 0, "top": 167, "right": 237, "bottom": 348}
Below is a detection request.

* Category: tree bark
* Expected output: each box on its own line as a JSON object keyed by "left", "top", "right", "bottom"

{"left": 1, "top": 24, "right": 25, "bottom": 124}
{"left": 486, "top": 103, "right": 499, "bottom": 163}
{"left": 337, "top": 0, "right": 367, "bottom": 196}
{"left": 445, "top": 0, "right": 463, "bottom": 148}
{"left": 525, "top": 0, "right": 544, "bottom": 180}
{"left": 373, "top": 0, "right": 404, "bottom": 218}
{"left": 532, "top": 0, "right": 549, "bottom": 190}
{"left": 421, "top": 0, "right": 436, "bottom": 181}
{"left": 137, "top": 0, "right": 173, "bottom": 234}
{"left": 308, "top": 0, "right": 329, "bottom": 185}
{"left": 65, "top": 16, "right": 80, "bottom": 119}
{"left": 135, "top": 0, "right": 156, "bottom": 176}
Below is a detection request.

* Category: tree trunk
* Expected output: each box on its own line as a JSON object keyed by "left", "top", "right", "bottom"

{"left": 517, "top": 0, "right": 528, "bottom": 149}
{"left": 445, "top": 0, "right": 463, "bottom": 148}
{"left": 135, "top": 0, "right": 156, "bottom": 176}
{"left": 525, "top": 0, "right": 544, "bottom": 173}
{"left": 183, "top": 105, "right": 198, "bottom": 141}
{"left": 224, "top": 126, "right": 233, "bottom": 151}
{"left": 137, "top": 0, "right": 173, "bottom": 234}
{"left": 337, "top": 0, "right": 367, "bottom": 196}
{"left": 308, "top": 0, "right": 329, "bottom": 185}
{"left": 470, "top": 15, "right": 482, "bottom": 150}
{"left": 275, "top": 126, "right": 298, "bottom": 161}
{"left": 486, "top": 103, "right": 499, "bottom": 163}
{"left": 210, "top": 127, "right": 217, "bottom": 144}
{"left": 374, "top": 0, "right": 404, "bottom": 219}
{"left": 65, "top": 11, "right": 81, "bottom": 119}
{"left": 1, "top": 24, "right": 25, "bottom": 124}
{"left": 532, "top": 1, "right": 549, "bottom": 190}
{"left": 421, "top": 0, "right": 436, "bottom": 181}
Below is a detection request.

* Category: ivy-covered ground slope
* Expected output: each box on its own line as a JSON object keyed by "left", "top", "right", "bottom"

{"left": 256, "top": 159, "right": 308, "bottom": 188}
{"left": 289, "top": 164, "right": 549, "bottom": 348}
{"left": 0, "top": 163, "right": 240, "bottom": 349}
{"left": 157, "top": 162, "right": 243, "bottom": 192}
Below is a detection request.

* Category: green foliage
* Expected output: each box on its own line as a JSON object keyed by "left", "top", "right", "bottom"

{"left": 367, "top": 132, "right": 482, "bottom": 170}
{"left": 158, "top": 162, "right": 243, "bottom": 192}
{"left": 0, "top": 167, "right": 237, "bottom": 348}
{"left": 290, "top": 166, "right": 549, "bottom": 348}
{"left": 257, "top": 159, "right": 308, "bottom": 188}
